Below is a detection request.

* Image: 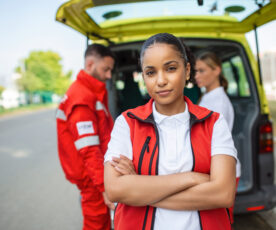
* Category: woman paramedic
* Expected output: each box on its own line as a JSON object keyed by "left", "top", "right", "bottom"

{"left": 104, "top": 33, "right": 237, "bottom": 230}
{"left": 195, "top": 52, "right": 241, "bottom": 224}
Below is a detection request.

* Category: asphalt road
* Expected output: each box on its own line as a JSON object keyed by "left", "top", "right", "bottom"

{"left": 0, "top": 108, "right": 275, "bottom": 230}
{"left": 0, "top": 108, "right": 82, "bottom": 230}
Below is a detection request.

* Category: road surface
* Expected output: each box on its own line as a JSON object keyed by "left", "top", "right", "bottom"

{"left": 0, "top": 108, "right": 82, "bottom": 230}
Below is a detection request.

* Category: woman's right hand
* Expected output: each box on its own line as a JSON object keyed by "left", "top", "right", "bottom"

{"left": 111, "top": 155, "right": 137, "bottom": 175}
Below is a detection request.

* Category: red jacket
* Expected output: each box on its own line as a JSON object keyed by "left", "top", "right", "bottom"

{"left": 56, "top": 70, "right": 113, "bottom": 192}
{"left": 114, "top": 97, "right": 231, "bottom": 230}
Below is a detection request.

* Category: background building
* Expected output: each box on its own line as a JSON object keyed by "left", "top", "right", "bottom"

{"left": 260, "top": 51, "right": 276, "bottom": 100}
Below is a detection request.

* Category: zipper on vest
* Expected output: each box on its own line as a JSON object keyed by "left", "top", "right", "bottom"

{"left": 226, "top": 208, "right": 232, "bottom": 224}
{"left": 127, "top": 112, "right": 159, "bottom": 229}
{"left": 138, "top": 136, "right": 151, "bottom": 174}
{"left": 198, "top": 211, "right": 203, "bottom": 230}
{"left": 142, "top": 206, "right": 150, "bottom": 230}
{"left": 191, "top": 111, "right": 214, "bottom": 230}
{"left": 189, "top": 111, "right": 213, "bottom": 172}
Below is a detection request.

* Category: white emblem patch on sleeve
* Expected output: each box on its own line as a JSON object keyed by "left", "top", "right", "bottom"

{"left": 76, "top": 121, "right": 94, "bottom": 136}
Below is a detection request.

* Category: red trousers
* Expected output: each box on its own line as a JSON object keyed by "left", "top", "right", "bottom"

{"left": 78, "top": 179, "right": 111, "bottom": 230}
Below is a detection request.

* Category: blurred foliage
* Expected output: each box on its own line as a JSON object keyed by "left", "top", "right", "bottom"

{"left": 0, "top": 103, "right": 56, "bottom": 116}
{"left": 0, "top": 85, "right": 5, "bottom": 96}
{"left": 16, "top": 51, "right": 72, "bottom": 96}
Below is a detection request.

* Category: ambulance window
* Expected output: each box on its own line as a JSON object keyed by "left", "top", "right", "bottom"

{"left": 232, "top": 56, "right": 250, "bottom": 97}
{"left": 222, "top": 56, "right": 251, "bottom": 97}
{"left": 222, "top": 61, "right": 238, "bottom": 97}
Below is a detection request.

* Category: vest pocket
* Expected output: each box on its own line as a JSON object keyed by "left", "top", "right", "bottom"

{"left": 138, "top": 136, "right": 151, "bottom": 174}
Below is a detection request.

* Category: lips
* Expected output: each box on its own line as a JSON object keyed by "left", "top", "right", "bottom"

{"left": 156, "top": 90, "right": 172, "bottom": 97}
{"left": 195, "top": 79, "right": 202, "bottom": 86}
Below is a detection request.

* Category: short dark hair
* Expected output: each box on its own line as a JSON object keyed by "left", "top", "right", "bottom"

{"left": 84, "top": 44, "right": 115, "bottom": 60}
{"left": 140, "top": 33, "right": 196, "bottom": 84}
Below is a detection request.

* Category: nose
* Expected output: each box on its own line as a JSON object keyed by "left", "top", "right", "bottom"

{"left": 106, "top": 71, "right": 112, "bottom": 80}
{"left": 195, "top": 71, "right": 201, "bottom": 80}
{"left": 156, "top": 71, "right": 167, "bottom": 87}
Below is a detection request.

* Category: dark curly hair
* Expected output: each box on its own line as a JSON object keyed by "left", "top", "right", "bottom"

{"left": 140, "top": 33, "right": 196, "bottom": 84}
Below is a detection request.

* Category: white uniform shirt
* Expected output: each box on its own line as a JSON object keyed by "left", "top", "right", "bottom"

{"left": 199, "top": 86, "right": 241, "bottom": 177}
{"left": 105, "top": 102, "right": 237, "bottom": 230}
{"left": 199, "top": 87, "right": 234, "bottom": 130}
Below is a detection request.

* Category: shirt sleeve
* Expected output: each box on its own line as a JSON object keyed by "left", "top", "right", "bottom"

{"left": 211, "top": 113, "right": 237, "bottom": 160}
{"left": 67, "top": 105, "right": 105, "bottom": 192}
{"left": 219, "top": 98, "right": 234, "bottom": 132}
{"left": 104, "top": 114, "right": 133, "bottom": 163}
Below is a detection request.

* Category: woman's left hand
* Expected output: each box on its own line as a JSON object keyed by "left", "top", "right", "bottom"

{"left": 111, "top": 155, "right": 136, "bottom": 175}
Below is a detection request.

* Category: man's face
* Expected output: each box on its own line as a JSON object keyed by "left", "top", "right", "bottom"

{"left": 89, "top": 56, "right": 114, "bottom": 82}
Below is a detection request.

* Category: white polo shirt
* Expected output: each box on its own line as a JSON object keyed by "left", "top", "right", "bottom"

{"left": 105, "top": 102, "right": 237, "bottom": 230}
{"left": 199, "top": 86, "right": 241, "bottom": 177}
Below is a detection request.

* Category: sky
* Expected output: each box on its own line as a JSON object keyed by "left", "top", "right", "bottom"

{"left": 0, "top": 0, "right": 276, "bottom": 87}
{"left": 0, "top": 0, "right": 86, "bottom": 86}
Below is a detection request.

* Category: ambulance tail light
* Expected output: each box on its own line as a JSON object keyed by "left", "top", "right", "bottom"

{"left": 246, "top": 205, "right": 265, "bottom": 212}
{"left": 259, "top": 121, "right": 273, "bottom": 154}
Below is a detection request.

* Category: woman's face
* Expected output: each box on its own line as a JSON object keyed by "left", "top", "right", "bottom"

{"left": 195, "top": 60, "right": 220, "bottom": 91}
{"left": 142, "top": 43, "right": 189, "bottom": 111}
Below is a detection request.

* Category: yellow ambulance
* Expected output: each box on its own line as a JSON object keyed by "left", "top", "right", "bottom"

{"left": 56, "top": 0, "right": 276, "bottom": 214}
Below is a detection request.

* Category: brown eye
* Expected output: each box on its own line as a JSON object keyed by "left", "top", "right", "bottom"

{"left": 146, "top": 70, "right": 155, "bottom": 76}
{"left": 167, "top": 66, "right": 177, "bottom": 72}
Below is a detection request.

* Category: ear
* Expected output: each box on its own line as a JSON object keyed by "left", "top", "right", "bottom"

{"left": 214, "top": 65, "right": 221, "bottom": 77}
{"left": 185, "top": 63, "right": 191, "bottom": 81}
{"left": 85, "top": 56, "right": 94, "bottom": 71}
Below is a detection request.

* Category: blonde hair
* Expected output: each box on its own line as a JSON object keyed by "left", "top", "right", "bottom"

{"left": 197, "top": 52, "right": 228, "bottom": 91}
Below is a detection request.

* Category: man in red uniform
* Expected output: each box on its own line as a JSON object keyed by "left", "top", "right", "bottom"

{"left": 56, "top": 44, "right": 115, "bottom": 230}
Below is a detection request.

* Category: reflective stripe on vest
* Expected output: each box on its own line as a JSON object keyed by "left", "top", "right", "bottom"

{"left": 74, "top": 136, "right": 100, "bottom": 150}
{"left": 56, "top": 109, "right": 67, "bottom": 121}
{"left": 96, "top": 101, "right": 108, "bottom": 115}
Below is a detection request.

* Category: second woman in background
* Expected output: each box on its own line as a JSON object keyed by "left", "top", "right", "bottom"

{"left": 195, "top": 52, "right": 234, "bottom": 130}
{"left": 195, "top": 52, "right": 241, "bottom": 224}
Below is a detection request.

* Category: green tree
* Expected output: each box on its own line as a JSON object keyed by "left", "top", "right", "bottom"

{"left": 0, "top": 85, "right": 5, "bottom": 96}
{"left": 54, "top": 70, "right": 72, "bottom": 96}
{"left": 16, "top": 51, "right": 72, "bottom": 97}
{"left": 17, "top": 72, "right": 44, "bottom": 92}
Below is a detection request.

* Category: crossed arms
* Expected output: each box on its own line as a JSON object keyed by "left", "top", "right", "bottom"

{"left": 104, "top": 154, "right": 236, "bottom": 211}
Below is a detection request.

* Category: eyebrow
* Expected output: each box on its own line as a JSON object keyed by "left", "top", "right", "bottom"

{"left": 164, "top": 60, "right": 178, "bottom": 66}
{"left": 144, "top": 60, "right": 179, "bottom": 70}
{"left": 143, "top": 66, "right": 154, "bottom": 71}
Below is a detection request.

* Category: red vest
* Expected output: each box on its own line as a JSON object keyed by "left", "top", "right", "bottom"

{"left": 56, "top": 70, "right": 113, "bottom": 184}
{"left": 114, "top": 97, "right": 231, "bottom": 230}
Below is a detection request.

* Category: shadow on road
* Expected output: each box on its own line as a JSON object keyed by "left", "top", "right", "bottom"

{"left": 233, "top": 213, "right": 274, "bottom": 230}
